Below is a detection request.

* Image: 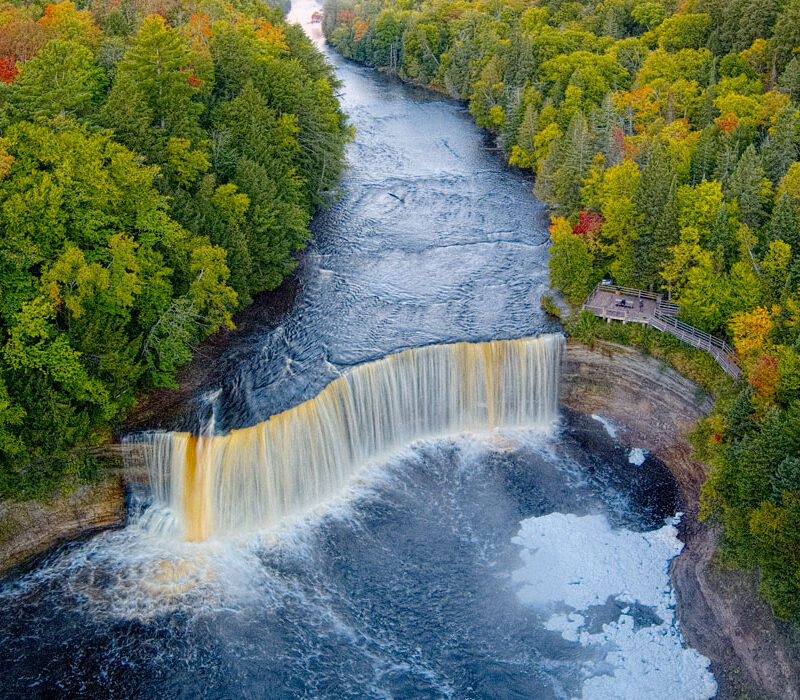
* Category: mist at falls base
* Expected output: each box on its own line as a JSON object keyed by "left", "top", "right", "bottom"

{"left": 0, "top": 336, "right": 716, "bottom": 699}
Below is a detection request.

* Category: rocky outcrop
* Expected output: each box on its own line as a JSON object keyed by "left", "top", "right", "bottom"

{"left": 562, "top": 339, "right": 712, "bottom": 505}
{"left": 562, "top": 339, "right": 800, "bottom": 700}
{"left": 0, "top": 473, "right": 127, "bottom": 576}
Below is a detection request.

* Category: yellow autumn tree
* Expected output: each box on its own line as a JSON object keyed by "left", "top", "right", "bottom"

{"left": 729, "top": 306, "right": 777, "bottom": 358}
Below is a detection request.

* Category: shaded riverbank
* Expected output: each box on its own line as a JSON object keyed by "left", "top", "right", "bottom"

{"left": 562, "top": 339, "right": 800, "bottom": 699}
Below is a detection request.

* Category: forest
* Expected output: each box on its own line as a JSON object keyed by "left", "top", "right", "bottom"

{"left": 322, "top": 0, "right": 800, "bottom": 622}
{"left": 0, "top": 0, "right": 350, "bottom": 498}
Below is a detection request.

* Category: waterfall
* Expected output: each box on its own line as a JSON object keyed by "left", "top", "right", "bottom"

{"left": 129, "top": 335, "right": 564, "bottom": 541}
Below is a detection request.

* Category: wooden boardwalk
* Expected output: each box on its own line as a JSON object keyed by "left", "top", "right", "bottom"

{"left": 582, "top": 284, "right": 741, "bottom": 380}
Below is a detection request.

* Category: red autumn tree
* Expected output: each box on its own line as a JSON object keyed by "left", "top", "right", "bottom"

{"left": 0, "top": 57, "right": 18, "bottom": 83}
{"left": 572, "top": 209, "right": 604, "bottom": 238}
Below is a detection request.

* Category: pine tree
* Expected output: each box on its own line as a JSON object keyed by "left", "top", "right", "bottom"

{"left": 9, "top": 40, "right": 105, "bottom": 121}
{"left": 692, "top": 126, "right": 720, "bottom": 184}
{"left": 533, "top": 133, "right": 562, "bottom": 207}
{"left": 778, "top": 57, "right": 800, "bottom": 102}
{"left": 635, "top": 142, "right": 673, "bottom": 227}
{"left": 551, "top": 111, "right": 593, "bottom": 215}
{"left": 592, "top": 93, "right": 622, "bottom": 166}
{"left": 633, "top": 142, "right": 673, "bottom": 284}
{"left": 727, "top": 386, "right": 756, "bottom": 439}
{"left": 517, "top": 100, "right": 539, "bottom": 154}
{"left": 214, "top": 83, "right": 310, "bottom": 293}
{"left": 714, "top": 132, "right": 744, "bottom": 185}
{"left": 728, "top": 144, "right": 772, "bottom": 229}
{"left": 772, "top": 0, "right": 800, "bottom": 71}
{"left": 766, "top": 193, "right": 800, "bottom": 256}
{"left": 762, "top": 106, "right": 799, "bottom": 185}
{"left": 104, "top": 14, "right": 203, "bottom": 160}
{"left": 708, "top": 202, "right": 736, "bottom": 264}
{"left": 651, "top": 176, "right": 681, "bottom": 284}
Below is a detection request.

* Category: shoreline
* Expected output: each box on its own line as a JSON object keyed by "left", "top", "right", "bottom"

{"left": 562, "top": 339, "right": 800, "bottom": 699}
{"left": 2, "top": 337, "right": 799, "bottom": 697}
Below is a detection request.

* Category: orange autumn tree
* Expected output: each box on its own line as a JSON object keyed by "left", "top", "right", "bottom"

{"left": 255, "top": 19, "right": 288, "bottom": 51}
{"left": 38, "top": 1, "right": 102, "bottom": 48}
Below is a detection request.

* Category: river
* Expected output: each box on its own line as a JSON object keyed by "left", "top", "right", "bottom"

{"left": 0, "top": 3, "right": 717, "bottom": 698}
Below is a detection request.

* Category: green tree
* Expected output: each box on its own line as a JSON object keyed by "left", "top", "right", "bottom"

{"left": 771, "top": 0, "right": 800, "bottom": 71}
{"left": 8, "top": 40, "right": 105, "bottom": 121}
{"left": 650, "top": 176, "right": 681, "bottom": 281}
{"left": 213, "top": 82, "right": 310, "bottom": 295}
{"left": 727, "top": 145, "right": 772, "bottom": 229}
{"left": 634, "top": 142, "right": 674, "bottom": 284}
{"left": 777, "top": 57, "right": 800, "bottom": 102}
{"left": 762, "top": 106, "right": 799, "bottom": 185}
{"left": 765, "top": 193, "right": 800, "bottom": 256}
{"left": 597, "top": 159, "right": 641, "bottom": 285}
{"left": 551, "top": 110, "right": 594, "bottom": 215}
{"left": 656, "top": 14, "right": 712, "bottom": 51}
{"left": 548, "top": 217, "right": 599, "bottom": 301}
{"left": 103, "top": 14, "right": 203, "bottom": 161}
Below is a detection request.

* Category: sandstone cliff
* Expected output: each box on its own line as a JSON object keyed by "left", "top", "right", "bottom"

{"left": 563, "top": 339, "right": 800, "bottom": 700}
{"left": 0, "top": 473, "right": 127, "bottom": 575}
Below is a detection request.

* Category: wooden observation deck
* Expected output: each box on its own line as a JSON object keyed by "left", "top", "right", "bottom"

{"left": 582, "top": 284, "right": 741, "bottom": 380}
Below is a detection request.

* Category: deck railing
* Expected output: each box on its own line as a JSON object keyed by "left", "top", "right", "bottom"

{"left": 582, "top": 284, "right": 741, "bottom": 380}
{"left": 592, "top": 284, "right": 660, "bottom": 300}
{"left": 651, "top": 312, "right": 735, "bottom": 354}
{"left": 590, "top": 283, "right": 680, "bottom": 315}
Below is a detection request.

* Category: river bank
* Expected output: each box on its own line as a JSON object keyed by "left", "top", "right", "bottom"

{"left": 562, "top": 339, "right": 800, "bottom": 699}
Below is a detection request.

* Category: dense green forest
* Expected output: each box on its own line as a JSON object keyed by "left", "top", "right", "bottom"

{"left": 0, "top": 0, "right": 350, "bottom": 498}
{"left": 322, "top": 0, "right": 800, "bottom": 621}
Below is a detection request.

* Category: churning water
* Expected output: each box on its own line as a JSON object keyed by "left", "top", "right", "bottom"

{"left": 0, "top": 2, "right": 716, "bottom": 697}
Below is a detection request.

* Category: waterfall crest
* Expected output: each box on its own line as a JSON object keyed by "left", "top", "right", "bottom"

{"left": 130, "top": 335, "right": 564, "bottom": 541}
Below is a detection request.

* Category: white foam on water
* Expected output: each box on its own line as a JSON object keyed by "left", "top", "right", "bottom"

{"left": 512, "top": 512, "right": 717, "bottom": 700}
{"left": 628, "top": 447, "right": 648, "bottom": 466}
{"left": 590, "top": 414, "right": 620, "bottom": 439}
{"left": 0, "top": 525, "right": 272, "bottom": 621}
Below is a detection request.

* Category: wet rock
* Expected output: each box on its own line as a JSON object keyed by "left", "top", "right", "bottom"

{"left": 562, "top": 340, "right": 800, "bottom": 700}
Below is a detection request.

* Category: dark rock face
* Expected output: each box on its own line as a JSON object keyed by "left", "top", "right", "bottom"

{"left": 562, "top": 340, "right": 800, "bottom": 700}
{"left": 0, "top": 474, "right": 126, "bottom": 576}
{"left": 562, "top": 340, "right": 713, "bottom": 506}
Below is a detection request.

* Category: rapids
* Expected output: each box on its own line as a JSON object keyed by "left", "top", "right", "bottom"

{"left": 0, "top": 2, "right": 717, "bottom": 698}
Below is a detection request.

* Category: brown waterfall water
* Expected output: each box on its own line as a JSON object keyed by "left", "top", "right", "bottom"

{"left": 136, "top": 335, "right": 563, "bottom": 541}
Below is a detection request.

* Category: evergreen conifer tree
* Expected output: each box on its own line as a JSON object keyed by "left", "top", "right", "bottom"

{"left": 728, "top": 144, "right": 772, "bottom": 229}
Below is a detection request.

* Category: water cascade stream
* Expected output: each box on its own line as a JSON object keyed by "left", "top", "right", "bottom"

{"left": 134, "top": 335, "right": 563, "bottom": 540}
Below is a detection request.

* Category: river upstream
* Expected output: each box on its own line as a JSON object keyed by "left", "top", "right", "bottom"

{"left": 0, "top": 3, "right": 718, "bottom": 698}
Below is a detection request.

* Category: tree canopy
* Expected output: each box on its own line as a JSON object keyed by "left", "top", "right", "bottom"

{"left": 0, "top": 0, "right": 350, "bottom": 498}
